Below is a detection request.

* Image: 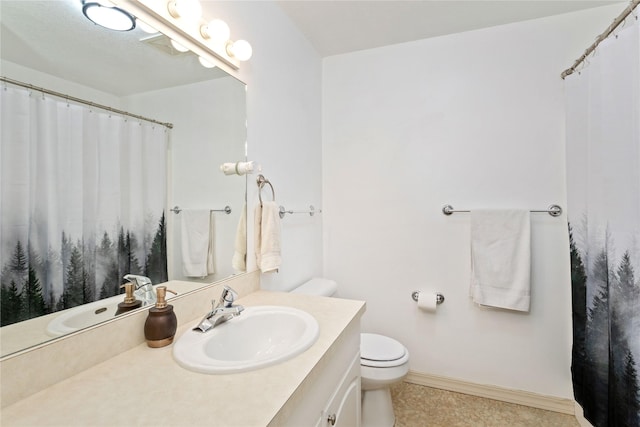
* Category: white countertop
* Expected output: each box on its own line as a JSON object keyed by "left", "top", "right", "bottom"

{"left": 1, "top": 291, "right": 365, "bottom": 426}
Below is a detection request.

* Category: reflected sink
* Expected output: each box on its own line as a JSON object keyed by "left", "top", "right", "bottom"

{"left": 173, "top": 305, "right": 320, "bottom": 374}
{"left": 46, "top": 290, "right": 177, "bottom": 336}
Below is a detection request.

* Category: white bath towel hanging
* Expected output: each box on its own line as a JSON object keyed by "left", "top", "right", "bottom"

{"left": 181, "top": 210, "right": 215, "bottom": 277}
{"left": 232, "top": 203, "right": 247, "bottom": 272}
{"left": 254, "top": 201, "right": 281, "bottom": 273}
{"left": 469, "top": 209, "right": 531, "bottom": 312}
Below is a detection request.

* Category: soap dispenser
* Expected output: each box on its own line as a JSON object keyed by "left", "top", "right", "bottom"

{"left": 144, "top": 286, "right": 178, "bottom": 348}
{"left": 115, "top": 281, "right": 143, "bottom": 315}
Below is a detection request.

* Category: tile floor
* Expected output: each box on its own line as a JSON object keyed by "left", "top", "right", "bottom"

{"left": 390, "top": 382, "right": 579, "bottom": 427}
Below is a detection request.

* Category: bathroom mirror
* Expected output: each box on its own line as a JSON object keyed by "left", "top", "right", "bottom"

{"left": 0, "top": 0, "right": 247, "bottom": 357}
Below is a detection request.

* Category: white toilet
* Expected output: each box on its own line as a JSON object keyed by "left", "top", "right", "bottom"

{"left": 291, "top": 278, "right": 410, "bottom": 427}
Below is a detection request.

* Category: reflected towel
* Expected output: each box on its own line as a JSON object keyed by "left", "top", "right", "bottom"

{"left": 254, "top": 201, "right": 281, "bottom": 273}
{"left": 470, "top": 209, "right": 531, "bottom": 312}
{"left": 181, "top": 210, "right": 215, "bottom": 277}
{"left": 207, "top": 212, "right": 215, "bottom": 275}
{"left": 232, "top": 203, "right": 247, "bottom": 272}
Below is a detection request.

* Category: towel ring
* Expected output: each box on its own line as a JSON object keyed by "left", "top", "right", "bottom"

{"left": 257, "top": 174, "right": 275, "bottom": 205}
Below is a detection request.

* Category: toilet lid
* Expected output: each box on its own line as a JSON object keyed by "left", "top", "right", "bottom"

{"left": 360, "top": 333, "right": 406, "bottom": 362}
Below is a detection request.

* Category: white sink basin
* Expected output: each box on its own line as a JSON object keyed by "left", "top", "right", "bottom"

{"left": 46, "top": 290, "right": 177, "bottom": 336}
{"left": 173, "top": 305, "right": 320, "bottom": 374}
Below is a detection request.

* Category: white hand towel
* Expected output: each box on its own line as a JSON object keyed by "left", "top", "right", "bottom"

{"left": 181, "top": 210, "right": 214, "bottom": 277}
{"left": 470, "top": 209, "right": 531, "bottom": 312}
{"left": 232, "top": 203, "right": 247, "bottom": 272}
{"left": 254, "top": 201, "right": 281, "bottom": 273}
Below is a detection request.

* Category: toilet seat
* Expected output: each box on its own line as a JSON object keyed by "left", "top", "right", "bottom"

{"left": 360, "top": 333, "right": 409, "bottom": 368}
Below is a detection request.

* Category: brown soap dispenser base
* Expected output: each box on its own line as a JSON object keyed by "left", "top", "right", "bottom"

{"left": 146, "top": 336, "right": 175, "bottom": 348}
{"left": 144, "top": 286, "right": 178, "bottom": 348}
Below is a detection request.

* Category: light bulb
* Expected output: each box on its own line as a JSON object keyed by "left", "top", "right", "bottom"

{"left": 200, "top": 19, "right": 230, "bottom": 44}
{"left": 227, "top": 40, "right": 252, "bottom": 61}
{"left": 136, "top": 19, "right": 158, "bottom": 34}
{"left": 198, "top": 56, "right": 217, "bottom": 68}
{"left": 167, "top": 0, "right": 202, "bottom": 21}
{"left": 170, "top": 39, "right": 189, "bottom": 52}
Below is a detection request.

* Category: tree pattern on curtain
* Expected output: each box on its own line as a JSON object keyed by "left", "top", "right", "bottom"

{"left": 566, "top": 14, "right": 640, "bottom": 427}
{"left": 0, "top": 85, "right": 168, "bottom": 326}
{"left": 569, "top": 225, "right": 640, "bottom": 426}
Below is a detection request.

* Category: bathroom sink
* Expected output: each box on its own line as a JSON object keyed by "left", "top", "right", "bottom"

{"left": 173, "top": 305, "right": 320, "bottom": 374}
{"left": 46, "top": 290, "right": 176, "bottom": 336}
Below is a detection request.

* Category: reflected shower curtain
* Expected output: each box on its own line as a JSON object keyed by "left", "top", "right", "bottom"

{"left": 0, "top": 85, "right": 168, "bottom": 326}
{"left": 565, "top": 16, "right": 640, "bottom": 427}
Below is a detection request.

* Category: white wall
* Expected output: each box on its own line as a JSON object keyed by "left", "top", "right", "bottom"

{"left": 204, "top": 1, "right": 324, "bottom": 290}
{"left": 322, "top": 5, "right": 622, "bottom": 398}
{"left": 123, "top": 77, "right": 247, "bottom": 283}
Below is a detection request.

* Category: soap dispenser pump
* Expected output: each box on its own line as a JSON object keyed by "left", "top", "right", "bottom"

{"left": 144, "top": 286, "right": 178, "bottom": 348}
{"left": 115, "top": 281, "right": 143, "bottom": 315}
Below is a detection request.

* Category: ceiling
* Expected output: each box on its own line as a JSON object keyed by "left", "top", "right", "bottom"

{"left": 276, "top": 0, "right": 625, "bottom": 57}
{"left": 0, "top": 0, "right": 625, "bottom": 95}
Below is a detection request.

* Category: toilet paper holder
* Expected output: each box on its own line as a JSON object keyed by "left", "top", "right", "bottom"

{"left": 411, "top": 291, "right": 445, "bottom": 305}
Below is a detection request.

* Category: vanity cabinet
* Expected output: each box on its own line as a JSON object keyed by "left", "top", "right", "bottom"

{"left": 316, "top": 358, "right": 360, "bottom": 427}
{"left": 281, "top": 320, "right": 361, "bottom": 427}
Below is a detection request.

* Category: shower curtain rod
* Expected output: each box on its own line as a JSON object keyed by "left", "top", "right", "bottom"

{"left": 1, "top": 76, "right": 173, "bottom": 129}
{"left": 561, "top": 0, "right": 640, "bottom": 79}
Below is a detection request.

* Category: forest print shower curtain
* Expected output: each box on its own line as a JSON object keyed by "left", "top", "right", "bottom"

{"left": 0, "top": 85, "right": 168, "bottom": 326}
{"left": 565, "top": 15, "right": 639, "bottom": 427}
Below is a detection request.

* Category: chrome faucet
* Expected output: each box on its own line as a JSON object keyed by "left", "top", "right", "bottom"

{"left": 123, "top": 274, "right": 156, "bottom": 306}
{"left": 193, "top": 286, "right": 244, "bottom": 333}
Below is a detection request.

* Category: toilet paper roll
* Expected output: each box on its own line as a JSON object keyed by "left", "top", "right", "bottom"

{"left": 417, "top": 291, "right": 438, "bottom": 313}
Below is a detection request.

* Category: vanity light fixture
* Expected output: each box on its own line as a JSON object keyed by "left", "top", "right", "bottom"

{"left": 198, "top": 56, "right": 217, "bottom": 68}
{"left": 167, "top": 0, "right": 202, "bottom": 21}
{"left": 82, "top": 0, "right": 136, "bottom": 31}
{"left": 200, "top": 19, "right": 230, "bottom": 45}
{"left": 226, "top": 39, "right": 253, "bottom": 62}
{"left": 109, "top": 0, "right": 253, "bottom": 69}
{"left": 169, "top": 39, "right": 190, "bottom": 53}
{"left": 136, "top": 19, "right": 158, "bottom": 34}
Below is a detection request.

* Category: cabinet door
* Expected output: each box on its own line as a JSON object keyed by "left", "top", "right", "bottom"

{"left": 324, "top": 378, "right": 360, "bottom": 427}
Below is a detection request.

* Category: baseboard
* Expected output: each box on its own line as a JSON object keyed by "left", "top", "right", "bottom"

{"left": 405, "top": 371, "right": 575, "bottom": 415}
{"left": 574, "top": 401, "right": 594, "bottom": 427}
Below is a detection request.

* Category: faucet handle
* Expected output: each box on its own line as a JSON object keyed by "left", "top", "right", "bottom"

{"left": 220, "top": 286, "right": 238, "bottom": 307}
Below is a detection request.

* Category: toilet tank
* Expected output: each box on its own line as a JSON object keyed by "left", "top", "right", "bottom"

{"left": 290, "top": 278, "right": 338, "bottom": 297}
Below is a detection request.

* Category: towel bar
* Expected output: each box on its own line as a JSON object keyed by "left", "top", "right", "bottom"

{"left": 278, "top": 205, "right": 319, "bottom": 219}
{"left": 442, "top": 204, "right": 562, "bottom": 217}
{"left": 170, "top": 206, "right": 232, "bottom": 214}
